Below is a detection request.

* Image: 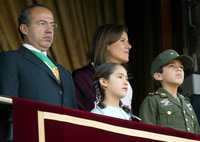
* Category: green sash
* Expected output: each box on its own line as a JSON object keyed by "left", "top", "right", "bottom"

{"left": 31, "top": 50, "right": 60, "bottom": 80}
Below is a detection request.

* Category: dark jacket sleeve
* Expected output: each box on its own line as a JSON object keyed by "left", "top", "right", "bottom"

{"left": 72, "top": 67, "right": 96, "bottom": 111}
{"left": 0, "top": 52, "right": 19, "bottom": 97}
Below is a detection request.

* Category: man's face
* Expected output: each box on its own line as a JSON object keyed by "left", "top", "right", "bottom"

{"left": 21, "top": 7, "right": 56, "bottom": 51}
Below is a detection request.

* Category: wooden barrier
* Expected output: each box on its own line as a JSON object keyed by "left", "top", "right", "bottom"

{"left": 1, "top": 96, "right": 200, "bottom": 142}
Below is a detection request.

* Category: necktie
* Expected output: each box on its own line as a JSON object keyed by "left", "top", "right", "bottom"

{"left": 31, "top": 50, "right": 60, "bottom": 81}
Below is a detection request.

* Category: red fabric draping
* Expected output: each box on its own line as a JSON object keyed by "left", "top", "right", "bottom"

{"left": 12, "top": 97, "right": 200, "bottom": 142}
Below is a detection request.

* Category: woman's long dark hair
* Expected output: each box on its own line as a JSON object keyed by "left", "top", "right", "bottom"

{"left": 89, "top": 24, "right": 128, "bottom": 66}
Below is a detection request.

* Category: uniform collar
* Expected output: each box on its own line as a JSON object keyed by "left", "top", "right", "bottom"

{"left": 156, "top": 88, "right": 181, "bottom": 98}
{"left": 157, "top": 87, "right": 183, "bottom": 107}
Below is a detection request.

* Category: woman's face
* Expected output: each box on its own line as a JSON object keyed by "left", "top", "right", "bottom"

{"left": 106, "top": 32, "right": 132, "bottom": 64}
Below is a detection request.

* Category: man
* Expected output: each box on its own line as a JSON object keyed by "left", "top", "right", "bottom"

{"left": 139, "top": 49, "right": 200, "bottom": 133}
{"left": 0, "top": 4, "right": 77, "bottom": 108}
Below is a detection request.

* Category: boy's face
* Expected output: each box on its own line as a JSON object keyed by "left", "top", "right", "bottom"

{"left": 153, "top": 59, "right": 184, "bottom": 86}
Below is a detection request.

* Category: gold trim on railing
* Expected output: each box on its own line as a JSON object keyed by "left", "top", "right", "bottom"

{"left": 38, "top": 111, "right": 45, "bottom": 142}
{"left": 0, "top": 96, "right": 12, "bottom": 104}
{"left": 37, "top": 111, "right": 200, "bottom": 142}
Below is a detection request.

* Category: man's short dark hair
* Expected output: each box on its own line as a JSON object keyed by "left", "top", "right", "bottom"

{"left": 18, "top": 3, "right": 51, "bottom": 39}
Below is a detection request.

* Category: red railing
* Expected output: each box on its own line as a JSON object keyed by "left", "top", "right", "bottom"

{"left": 1, "top": 96, "right": 200, "bottom": 142}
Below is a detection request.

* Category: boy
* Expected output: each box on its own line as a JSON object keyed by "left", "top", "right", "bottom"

{"left": 139, "top": 49, "right": 200, "bottom": 133}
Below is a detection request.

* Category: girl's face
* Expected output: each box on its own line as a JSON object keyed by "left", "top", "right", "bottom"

{"left": 101, "top": 65, "right": 128, "bottom": 99}
{"left": 106, "top": 32, "right": 132, "bottom": 64}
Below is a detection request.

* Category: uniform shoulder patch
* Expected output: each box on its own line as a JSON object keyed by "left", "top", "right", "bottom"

{"left": 148, "top": 91, "right": 167, "bottom": 98}
{"left": 148, "top": 91, "right": 160, "bottom": 96}
{"left": 178, "top": 94, "right": 190, "bottom": 102}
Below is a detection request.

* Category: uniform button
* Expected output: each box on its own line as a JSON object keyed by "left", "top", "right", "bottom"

{"left": 185, "top": 118, "right": 188, "bottom": 122}
{"left": 191, "top": 115, "right": 194, "bottom": 119}
{"left": 183, "top": 110, "right": 186, "bottom": 114}
{"left": 167, "top": 111, "right": 172, "bottom": 115}
{"left": 187, "top": 128, "right": 191, "bottom": 131}
{"left": 59, "top": 90, "right": 63, "bottom": 95}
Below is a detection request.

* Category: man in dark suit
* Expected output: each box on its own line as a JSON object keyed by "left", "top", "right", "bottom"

{"left": 0, "top": 4, "right": 77, "bottom": 108}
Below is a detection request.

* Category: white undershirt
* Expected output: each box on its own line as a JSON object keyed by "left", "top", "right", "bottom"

{"left": 91, "top": 105, "right": 131, "bottom": 120}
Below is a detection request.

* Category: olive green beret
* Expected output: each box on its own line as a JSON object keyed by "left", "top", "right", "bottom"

{"left": 150, "top": 49, "right": 193, "bottom": 76}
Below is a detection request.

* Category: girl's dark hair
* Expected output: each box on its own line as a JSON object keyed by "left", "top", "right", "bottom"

{"left": 93, "top": 63, "right": 131, "bottom": 113}
{"left": 90, "top": 24, "right": 128, "bottom": 66}
{"left": 93, "top": 63, "right": 119, "bottom": 107}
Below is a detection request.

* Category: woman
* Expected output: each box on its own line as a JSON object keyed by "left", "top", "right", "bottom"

{"left": 73, "top": 24, "right": 132, "bottom": 111}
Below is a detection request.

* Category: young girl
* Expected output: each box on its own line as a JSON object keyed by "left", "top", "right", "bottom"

{"left": 91, "top": 63, "right": 138, "bottom": 120}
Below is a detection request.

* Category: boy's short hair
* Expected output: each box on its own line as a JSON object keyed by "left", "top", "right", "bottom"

{"left": 150, "top": 49, "right": 193, "bottom": 76}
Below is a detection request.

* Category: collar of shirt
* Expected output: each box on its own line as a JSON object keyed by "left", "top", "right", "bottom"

{"left": 23, "top": 43, "right": 47, "bottom": 56}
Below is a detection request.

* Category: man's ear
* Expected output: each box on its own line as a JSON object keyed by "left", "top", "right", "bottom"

{"left": 99, "top": 78, "right": 108, "bottom": 89}
{"left": 153, "top": 72, "right": 163, "bottom": 81}
{"left": 19, "top": 24, "right": 28, "bottom": 35}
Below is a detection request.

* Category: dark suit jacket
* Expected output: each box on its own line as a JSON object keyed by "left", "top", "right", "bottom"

{"left": 0, "top": 47, "right": 77, "bottom": 108}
